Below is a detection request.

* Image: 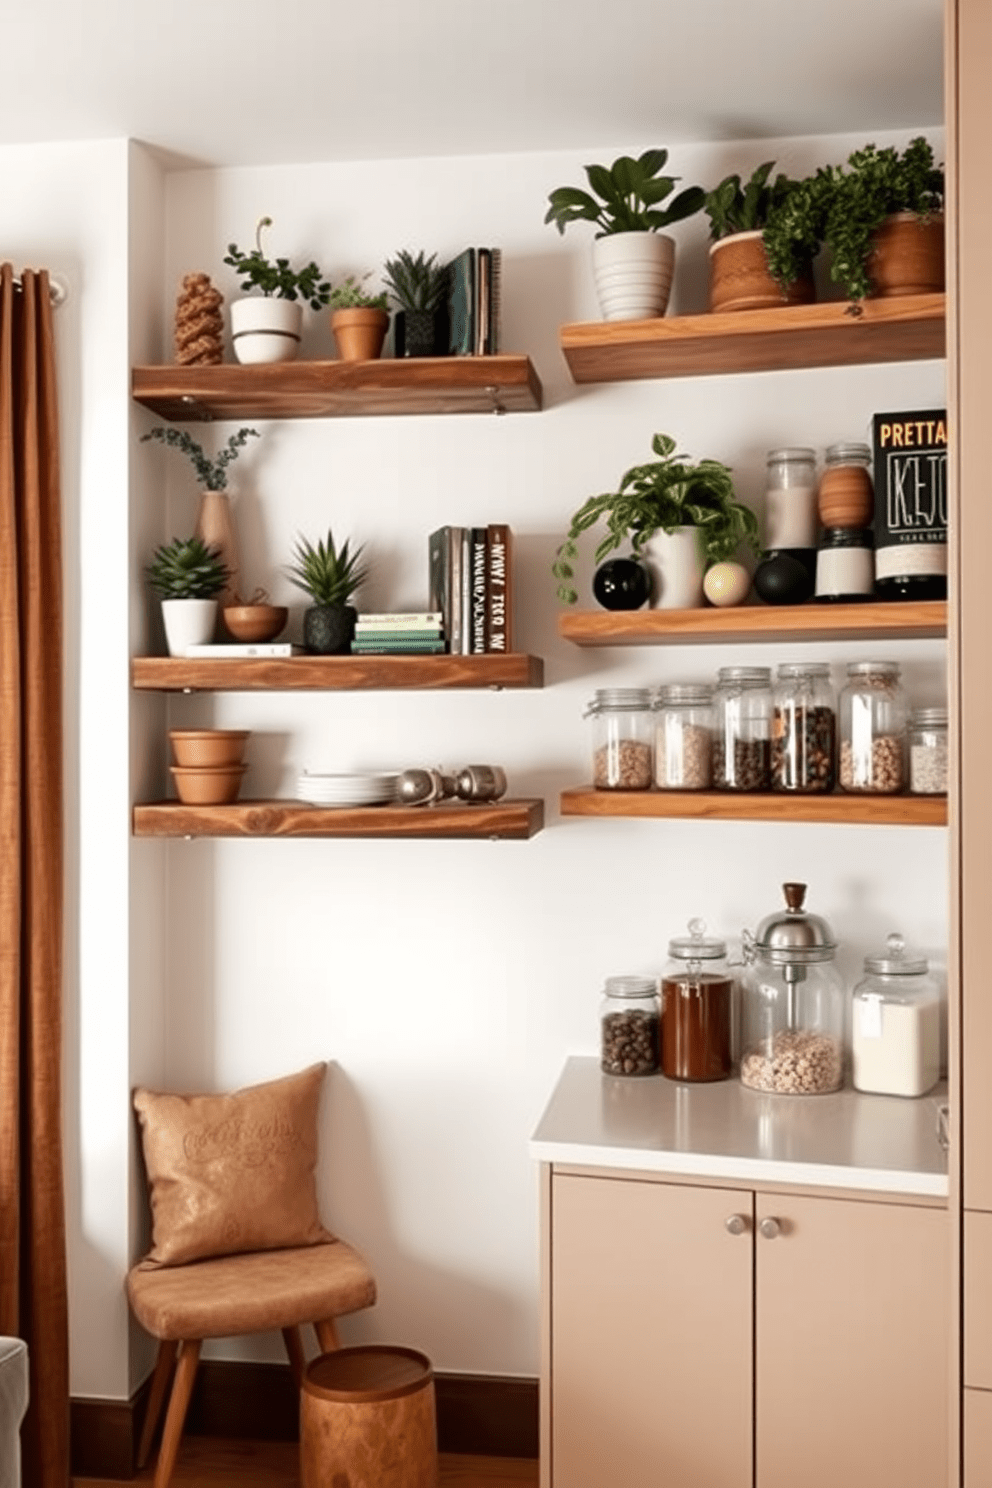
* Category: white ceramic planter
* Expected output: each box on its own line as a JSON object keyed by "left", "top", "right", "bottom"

{"left": 641, "top": 526, "right": 706, "bottom": 609}
{"left": 592, "top": 232, "right": 676, "bottom": 321}
{"left": 161, "top": 598, "right": 218, "bottom": 656}
{"left": 230, "top": 297, "right": 303, "bottom": 364}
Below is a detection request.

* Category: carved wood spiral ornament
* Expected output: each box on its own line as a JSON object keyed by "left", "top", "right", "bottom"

{"left": 174, "top": 272, "right": 225, "bottom": 365}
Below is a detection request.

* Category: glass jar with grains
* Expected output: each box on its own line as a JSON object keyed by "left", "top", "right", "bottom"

{"left": 713, "top": 666, "right": 773, "bottom": 791}
{"left": 771, "top": 662, "right": 836, "bottom": 793}
{"left": 600, "top": 976, "right": 660, "bottom": 1076}
{"left": 838, "top": 661, "right": 907, "bottom": 793}
{"left": 653, "top": 684, "right": 713, "bottom": 790}
{"left": 909, "top": 707, "right": 948, "bottom": 795}
{"left": 585, "top": 687, "right": 654, "bottom": 790}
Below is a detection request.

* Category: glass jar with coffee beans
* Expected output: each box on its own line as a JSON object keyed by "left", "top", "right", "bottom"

{"left": 713, "top": 666, "right": 773, "bottom": 791}
{"left": 653, "top": 683, "right": 714, "bottom": 790}
{"left": 771, "top": 662, "right": 836, "bottom": 793}
{"left": 585, "top": 688, "right": 654, "bottom": 790}
{"left": 600, "top": 975, "right": 660, "bottom": 1076}
{"left": 838, "top": 661, "right": 907, "bottom": 793}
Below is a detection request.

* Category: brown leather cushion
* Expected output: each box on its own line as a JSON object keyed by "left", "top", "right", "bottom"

{"left": 126, "top": 1240, "right": 376, "bottom": 1340}
{"left": 133, "top": 1063, "right": 332, "bottom": 1267}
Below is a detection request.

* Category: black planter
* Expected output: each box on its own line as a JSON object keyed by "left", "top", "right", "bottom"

{"left": 303, "top": 604, "right": 357, "bottom": 655}
{"left": 592, "top": 557, "right": 652, "bottom": 610}
{"left": 394, "top": 309, "right": 447, "bottom": 358}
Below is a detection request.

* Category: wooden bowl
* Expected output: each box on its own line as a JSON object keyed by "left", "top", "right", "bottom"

{"left": 222, "top": 604, "right": 288, "bottom": 642}
{"left": 170, "top": 764, "right": 247, "bottom": 805}
{"left": 169, "top": 729, "right": 250, "bottom": 768}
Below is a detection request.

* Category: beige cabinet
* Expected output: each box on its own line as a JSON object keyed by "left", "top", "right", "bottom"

{"left": 544, "top": 1170, "right": 948, "bottom": 1488}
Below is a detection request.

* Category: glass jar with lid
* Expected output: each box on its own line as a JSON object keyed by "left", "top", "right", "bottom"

{"left": 909, "top": 707, "right": 948, "bottom": 795}
{"left": 600, "top": 975, "right": 660, "bottom": 1076}
{"left": 739, "top": 882, "right": 845, "bottom": 1095}
{"left": 838, "top": 661, "right": 907, "bottom": 794}
{"left": 817, "top": 442, "right": 874, "bottom": 530}
{"left": 653, "top": 684, "right": 713, "bottom": 790}
{"left": 661, "top": 919, "right": 735, "bottom": 1082}
{"left": 764, "top": 447, "right": 818, "bottom": 550}
{"left": 713, "top": 666, "right": 772, "bottom": 791}
{"left": 771, "top": 662, "right": 836, "bottom": 793}
{"left": 585, "top": 687, "right": 653, "bottom": 791}
{"left": 851, "top": 933, "right": 941, "bottom": 1097}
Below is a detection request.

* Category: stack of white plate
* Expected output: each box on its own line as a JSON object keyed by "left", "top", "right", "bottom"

{"left": 295, "top": 771, "right": 398, "bottom": 807}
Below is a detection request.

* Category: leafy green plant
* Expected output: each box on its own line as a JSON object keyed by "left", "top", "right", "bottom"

{"left": 382, "top": 250, "right": 447, "bottom": 312}
{"left": 544, "top": 149, "right": 705, "bottom": 237}
{"left": 327, "top": 274, "right": 389, "bottom": 311}
{"left": 140, "top": 426, "right": 259, "bottom": 490}
{"left": 552, "top": 433, "right": 760, "bottom": 604}
{"left": 288, "top": 529, "right": 370, "bottom": 606}
{"left": 146, "top": 536, "right": 229, "bottom": 600}
{"left": 223, "top": 216, "right": 331, "bottom": 308}
{"left": 704, "top": 161, "right": 799, "bottom": 240}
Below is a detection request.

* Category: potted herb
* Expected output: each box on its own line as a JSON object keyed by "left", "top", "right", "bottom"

{"left": 288, "top": 528, "right": 370, "bottom": 654}
{"left": 146, "top": 536, "right": 230, "bottom": 655}
{"left": 223, "top": 216, "right": 331, "bottom": 363}
{"left": 553, "top": 432, "right": 760, "bottom": 609}
{"left": 327, "top": 274, "right": 391, "bottom": 362}
{"left": 703, "top": 162, "right": 814, "bottom": 313}
{"left": 383, "top": 250, "right": 448, "bottom": 357}
{"left": 544, "top": 149, "right": 705, "bottom": 321}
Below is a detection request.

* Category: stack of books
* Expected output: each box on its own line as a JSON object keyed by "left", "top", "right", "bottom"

{"left": 351, "top": 613, "right": 446, "bottom": 655}
{"left": 428, "top": 525, "right": 512, "bottom": 655}
{"left": 445, "top": 247, "right": 502, "bottom": 356}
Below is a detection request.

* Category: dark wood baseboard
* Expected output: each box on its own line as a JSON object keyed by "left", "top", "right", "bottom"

{"left": 71, "top": 1360, "right": 538, "bottom": 1479}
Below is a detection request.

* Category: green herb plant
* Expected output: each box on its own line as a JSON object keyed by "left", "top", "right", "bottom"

{"left": 703, "top": 161, "right": 799, "bottom": 240}
{"left": 288, "top": 530, "right": 370, "bottom": 607}
{"left": 140, "top": 426, "right": 259, "bottom": 490}
{"left": 544, "top": 149, "right": 705, "bottom": 237}
{"left": 327, "top": 274, "right": 390, "bottom": 312}
{"left": 146, "top": 537, "right": 229, "bottom": 600}
{"left": 223, "top": 216, "right": 331, "bottom": 309}
{"left": 382, "top": 250, "right": 447, "bottom": 312}
{"left": 552, "top": 432, "right": 760, "bottom": 605}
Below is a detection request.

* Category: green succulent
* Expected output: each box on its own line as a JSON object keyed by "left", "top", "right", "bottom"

{"left": 327, "top": 274, "right": 389, "bottom": 312}
{"left": 288, "top": 530, "right": 370, "bottom": 607}
{"left": 544, "top": 149, "right": 705, "bottom": 237}
{"left": 703, "top": 161, "right": 800, "bottom": 240}
{"left": 382, "top": 250, "right": 448, "bottom": 312}
{"left": 146, "top": 537, "right": 229, "bottom": 600}
{"left": 223, "top": 216, "right": 331, "bottom": 309}
{"left": 140, "top": 426, "right": 259, "bottom": 491}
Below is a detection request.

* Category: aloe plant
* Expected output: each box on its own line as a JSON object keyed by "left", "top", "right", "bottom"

{"left": 146, "top": 537, "right": 229, "bottom": 600}
{"left": 383, "top": 250, "right": 447, "bottom": 312}
{"left": 288, "top": 530, "right": 369, "bottom": 607}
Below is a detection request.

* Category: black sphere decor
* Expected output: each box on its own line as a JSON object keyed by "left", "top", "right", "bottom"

{"left": 753, "top": 550, "right": 816, "bottom": 606}
{"left": 592, "top": 557, "right": 652, "bottom": 611}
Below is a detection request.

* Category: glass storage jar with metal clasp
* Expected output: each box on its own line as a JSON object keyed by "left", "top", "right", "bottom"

{"left": 600, "top": 975, "right": 660, "bottom": 1077}
{"left": 838, "top": 660, "right": 907, "bottom": 794}
{"left": 584, "top": 687, "right": 654, "bottom": 791}
{"left": 851, "top": 933, "right": 941, "bottom": 1097}
{"left": 771, "top": 661, "right": 836, "bottom": 793}
{"left": 712, "top": 665, "right": 773, "bottom": 791}
{"left": 661, "top": 919, "right": 735, "bottom": 1082}
{"left": 653, "top": 684, "right": 713, "bottom": 790}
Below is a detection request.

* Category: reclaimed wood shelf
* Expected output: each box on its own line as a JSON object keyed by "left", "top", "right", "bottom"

{"left": 131, "top": 355, "right": 543, "bottom": 420}
{"left": 131, "top": 652, "right": 543, "bottom": 692}
{"left": 559, "top": 600, "right": 946, "bottom": 647}
{"left": 560, "top": 788, "right": 947, "bottom": 827}
{"left": 133, "top": 798, "right": 545, "bottom": 840}
{"left": 559, "top": 293, "right": 945, "bottom": 384}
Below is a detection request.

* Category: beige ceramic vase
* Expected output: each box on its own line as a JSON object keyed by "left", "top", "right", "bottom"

{"left": 331, "top": 308, "right": 390, "bottom": 361}
{"left": 195, "top": 489, "right": 240, "bottom": 620}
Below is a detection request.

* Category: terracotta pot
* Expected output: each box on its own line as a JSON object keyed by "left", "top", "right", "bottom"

{"left": 331, "top": 309, "right": 390, "bottom": 362}
{"left": 170, "top": 763, "right": 247, "bottom": 805}
{"left": 169, "top": 730, "right": 250, "bottom": 768}
{"left": 708, "top": 231, "right": 815, "bottom": 314}
{"left": 867, "top": 212, "right": 945, "bottom": 298}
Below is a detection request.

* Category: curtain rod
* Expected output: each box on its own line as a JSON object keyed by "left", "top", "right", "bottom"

{"left": 10, "top": 272, "right": 68, "bottom": 308}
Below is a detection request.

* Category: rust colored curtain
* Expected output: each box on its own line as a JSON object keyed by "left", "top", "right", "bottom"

{"left": 0, "top": 263, "right": 69, "bottom": 1486}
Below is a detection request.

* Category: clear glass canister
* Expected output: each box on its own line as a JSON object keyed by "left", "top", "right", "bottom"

{"left": 585, "top": 687, "right": 654, "bottom": 790}
{"left": 740, "top": 882, "right": 845, "bottom": 1095}
{"left": 771, "top": 662, "right": 836, "bottom": 792}
{"left": 661, "top": 919, "right": 734, "bottom": 1082}
{"left": 765, "top": 447, "right": 818, "bottom": 550}
{"left": 713, "top": 666, "right": 772, "bottom": 791}
{"left": 600, "top": 975, "right": 660, "bottom": 1076}
{"left": 653, "top": 684, "right": 713, "bottom": 790}
{"left": 838, "top": 661, "right": 907, "bottom": 793}
{"left": 817, "top": 442, "right": 874, "bottom": 530}
{"left": 851, "top": 933, "right": 941, "bottom": 1097}
{"left": 909, "top": 707, "right": 948, "bottom": 795}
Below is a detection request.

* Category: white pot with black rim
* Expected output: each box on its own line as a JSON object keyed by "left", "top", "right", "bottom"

{"left": 230, "top": 297, "right": 303, "bottom": 365}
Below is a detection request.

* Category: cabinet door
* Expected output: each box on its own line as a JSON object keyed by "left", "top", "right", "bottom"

{"left": 550, "top": 1172, "right": 752, "bottom": 1488}
{"left": 755, "top": 1193, "right": 948, "bottom": 1488}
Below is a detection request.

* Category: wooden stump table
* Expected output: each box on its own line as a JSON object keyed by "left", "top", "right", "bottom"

{"left": 301, "top": 1344, "right": 437, "bottom": 1488}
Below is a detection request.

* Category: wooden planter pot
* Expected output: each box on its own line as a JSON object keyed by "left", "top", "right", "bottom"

{"left": 331, "top": 308, "right": 390, "bottom": 362}
{"left": 708, "top": 231, "right": 815, "bottom": 314}
{"left": 867, "top": 212, "right": 945, "bottom": 297}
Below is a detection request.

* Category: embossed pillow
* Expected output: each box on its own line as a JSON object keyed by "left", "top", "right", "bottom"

{"left": 133, "top": 1062, "right": 333, "bottom": 1267}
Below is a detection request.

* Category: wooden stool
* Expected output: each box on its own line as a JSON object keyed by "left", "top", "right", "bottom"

{"left": 301, "top": 1345, "right": 437, "bottom": 1488}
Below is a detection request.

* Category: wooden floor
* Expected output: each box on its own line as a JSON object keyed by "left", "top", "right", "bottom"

{"left": 74, "top": 1437, "right": 539, "bottom": 1487}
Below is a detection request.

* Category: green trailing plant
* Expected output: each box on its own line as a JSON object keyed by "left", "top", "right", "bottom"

{"left": 703, "top": 161, "right": 799, "bottom": 240}
{"left": 223, "top": 216, "right": 331, "bottom": 309}
{"left": 327, "top": 274, "right": 390, "bottom": 312}
{"left": 140, "top": 426, "right": 259, "bottom": 490}
{"left": 382, "top": 250, "right": 447, "bottom": 312}
{"left": 288, "top": 529, "right": 370, "bottom": 607}
{"left": 146, "top": 536, "right": 229, "bottom": 600}
{"left": 544, "top": 149, "right": 705, "bottom": 237}
{"left": 552, "top": 432, "right": 760, "bottom": 605}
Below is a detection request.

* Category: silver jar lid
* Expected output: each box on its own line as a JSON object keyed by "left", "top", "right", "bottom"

{"left": 753, "top": 882, "right": 837, "bottom": 965}
{"left": 668, "top": 918, "right": 727, "bottom": 962}
{"left": 604, "top": 975, "right": 657, "bottom": 1000}
{"left": 585, "top": 687, "right": 652, "bottom": 716}
{"left": 863, "top": 932, "right": 929, "bottom": 977}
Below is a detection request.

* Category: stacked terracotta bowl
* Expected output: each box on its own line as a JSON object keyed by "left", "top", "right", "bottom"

{"left": 169, "top": 730, "right": 250, "bottom": 804}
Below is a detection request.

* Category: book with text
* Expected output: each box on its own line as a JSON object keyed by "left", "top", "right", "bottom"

{"left": 485, "top": 524, "right": 512, "bottom": 652}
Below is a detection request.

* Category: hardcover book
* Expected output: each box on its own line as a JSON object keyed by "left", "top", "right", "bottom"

{"left": 446, "top": 249, "right": 476, "bottom": 356}
{"left": 182, "top": 642, "right": 302, "bottom": 657}
{"left": 427, "top": 527, "right": 452, "bottom": 650}
{"left": 470, "top": 527, "right": 488, "bottom": 653}
{"left": 485, "top": 523, "right": 512, "bottom": 652}
{"left": 448, "top": 525, "right": 467, "bottom": 654}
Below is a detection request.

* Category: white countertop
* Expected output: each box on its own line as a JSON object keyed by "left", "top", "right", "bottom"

{"left": 530, "top": 1057, "right": 949, "bottom": 1197}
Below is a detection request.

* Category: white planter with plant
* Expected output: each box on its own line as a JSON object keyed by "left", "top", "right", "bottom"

{"left": 287, "top": 528, "right": 370, "bottom": 654}
{"left": 545, "top": 150, "right": 704, "bottom": 321}
{"left": 146, "top": 537, "right": 230, "bottom": 655}
{"left": 223, "top": 216, "right": 330, "bottom": 364}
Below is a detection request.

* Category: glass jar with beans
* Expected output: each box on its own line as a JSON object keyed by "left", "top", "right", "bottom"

{"left": 771, "top": 662, "right": 836, "bottom": 793}
{"left": 838, "top": 661, "right": 907, "bottom": 794}
{"left": 653, "top": 684, "right": 714, "bottom": 790}
{"left": 585, "top": 688, "right": 654, "bottom": 791}
{"left": 600, "top": 976, "right": 660, "bottom": 1076}
{"left": 712, "top": 666, "right": 773, "bottom": 791}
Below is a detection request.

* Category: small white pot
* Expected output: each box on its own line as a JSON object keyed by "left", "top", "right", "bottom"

{"left": 161, "top": 599, "right": 218, "bottom": 656}
{"left": 230, "top": 297, "right": 303, "bottom": 364}
{"left": 592, "top": 232, "right": 676, "bottom": 321}
{"left": 641, "top": 527, "right": 706, "bottom": 609}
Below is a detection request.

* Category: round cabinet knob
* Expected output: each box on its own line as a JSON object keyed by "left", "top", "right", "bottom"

{"left": 725, "top": 1214, "right": 748, "bottom": 1236}
{"left": 759, "top": 1217, "right": 781, "bottom": 1240}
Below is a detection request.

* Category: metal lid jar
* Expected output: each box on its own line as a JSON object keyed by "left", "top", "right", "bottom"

{"left": 909, "top": 707, "right": 948, "bottom": 795}
{"left": 600, "top": 975, "right": 660, "bottom": 1077}
{"left": 712, "top": 666, "right": 772, "bottom": 791}
{"left": 771, "top": 662, "right": 836, "bottom": 793}
{"left": 817, "top": 442, "right": 874, "bottom": 530}
{"left": 838, "top": 661, "right": 907, "bottom": 794}
{"left": 765, "top": 447, "right": 818, "bottom": 550}
{"left": 851, "top": 933, "right": 941, "bottom": 1097}
{"left": 653, "top": 684, "right": 713, "bottom": 790}
{"left": 661, "top": 919, "right": 734, "bottom": 1083}
{"left": 585, "top": 687, "right": 653, "bottom": 791}
{"left": 739, "top": 882, "right": 845, "bottom": 1094}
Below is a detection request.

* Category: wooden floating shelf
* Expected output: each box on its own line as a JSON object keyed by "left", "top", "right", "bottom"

{"left": 560, "top": 788, "right": 947, "bottom": 827}
{"left": 132, "top": 355, "right": 543, "bottom": 420}
{"left": 131, "top": 653, "right": 543, "bottom": 692}
{"left": 559, "top": 600, "right": 946, "bottom": 647}
{"left": 559, "top": 293, "right": 945, "bottom": 383}
{"left": 133, "top": 798, "right": 544, "bottom": 840}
